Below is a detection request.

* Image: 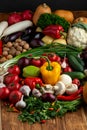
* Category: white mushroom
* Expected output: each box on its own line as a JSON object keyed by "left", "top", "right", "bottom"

{"left": 59, "top": 74, "right": 72, "bottom": 88}
{"left": 53, "top": 81, "right": 66, "bottom": 95}
{"left": 66, "top": 83, "right": 78, "bottom": 95}
{"left": 41, "top": 86, "right": 54, "bottom": 94}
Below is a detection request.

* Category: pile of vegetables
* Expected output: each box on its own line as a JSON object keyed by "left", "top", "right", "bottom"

{"left": 0, "top": 2, "right": 87, "bottom": 125}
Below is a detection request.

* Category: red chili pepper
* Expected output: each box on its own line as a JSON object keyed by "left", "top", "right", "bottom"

{"left": 40, "top": 119, "right": 46, "bottom": 124}
{"left": 57, "top": 95, "right": 81, "bottom": 101}
{"left": 42, "top": 24, "right": 64, "bottom": 39}
{"left": 24, "top": 77, "right": 43, "bottom": 90}
{"left": 0, "top": 40, "right": 3, "bottom": 55}
{"left": 57, "top": 87, "right": 83, "bottom": 101}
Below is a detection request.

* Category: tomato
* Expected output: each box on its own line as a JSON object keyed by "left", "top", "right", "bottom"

{"left": 72, "top": 78, "right": 80, "bottom": 86}
{"left": 8, "top": 65, "right": 20, "bottom": 75}
{"left": 4, "top": 73, "right": 19, "bottom": 85}
{"left": 48, "top": 53, "right": 59, "bottom": 62}
{"left": 21, "top": 10, "right": 33, "bottom": 20}
{"left": 7, "top": 82, "right": 21, "bottom": 91}
{"left": 0, "top": 87, "right": 10, "bottom": 99}
{"left": 64, "top": 66, "right": 72, "bottom": 72}
{"left": 9, "top": 90, "right": 22, "bottom": 104}
{"left": 31, "top": 58, "right": 42, "bottom": 67}
{"left": 40, "top": 57, "right": 46, "bottom": 65}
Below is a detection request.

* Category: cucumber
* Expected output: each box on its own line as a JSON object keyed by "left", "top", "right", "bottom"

{"left": 64, "top": 72, "right": 85, "bottom": 79}
{"left": 67, "top": 55, "right": 84, "bottom": 72}
{"left": 74, "top": 55, "right": 85, "bottom": 67}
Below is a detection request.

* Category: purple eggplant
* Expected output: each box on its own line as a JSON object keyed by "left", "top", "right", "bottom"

{"left": 29, "top": 38, "right": 44, "bottom": 48}
{"left": 2, "top": 31, "right": 23, "bottom": 43}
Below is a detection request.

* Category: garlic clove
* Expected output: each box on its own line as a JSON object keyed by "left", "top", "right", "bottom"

{"left": 61, "top": 60, "right": 67, "bottom": 69}
{"left": 20, "top": 85, "right": 31, "bottom": 96}
{"left": 32, "top": 88, "right": 42, "bottom": 97}
{"left": 54, "top": 81, "right": 66, "bottom": 95}
{"left": 66, "top": 83, "right": 78, "bottom": 95}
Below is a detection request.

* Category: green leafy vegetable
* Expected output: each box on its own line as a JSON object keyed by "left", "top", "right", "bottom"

{"left": 72, "top": 22, "right": 87, "bottom": 31}
{"left": 18, "top": 96, "right": 82, "bottom": 124}
{"left": 37, "top": 13, "right": 70, "bottom": 32}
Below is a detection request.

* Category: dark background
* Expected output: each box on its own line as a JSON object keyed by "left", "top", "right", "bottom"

{"left": 0, "top": 0, "right": 87, "bottom": 12}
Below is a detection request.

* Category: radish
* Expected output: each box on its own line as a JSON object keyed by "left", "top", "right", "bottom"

{"left": 1, "top": 20, "right": 33, "bottom": 37}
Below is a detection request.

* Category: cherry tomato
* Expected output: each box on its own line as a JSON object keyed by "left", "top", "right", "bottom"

{"left": 0, "top": 87, "right": 10, "bottom": 99}
{"left": 31, "top": 58, "right": 42, "bottom": 67}
{"left": 72, "top": 78, "right": 80, "bottom": 86}
{"left": 4, "top": 73, "right": 19, "bottom": 85}
{"left": 48, "top": 53, "right": 58, "bottom": 62}
{"left": 8, "top": 65, "right": 20, "bottom": 75}
{"left": 40, "top": 57, "right": 46, "bottom": 65}
{"left": 64, "top": 66, "right": 72, "bottom": 72}
{"left": 9, "top": 90, "right": 22, "bottom": 104}
{"left": 7, "top": 82, "right": 21, "bottom": 91}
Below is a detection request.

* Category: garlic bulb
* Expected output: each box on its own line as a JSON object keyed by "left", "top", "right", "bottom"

{"left": 20, "top": 85, "right": 31, "bottom": 96}
{"left": 15, "top": 95, "right": 26, "bottom": 108}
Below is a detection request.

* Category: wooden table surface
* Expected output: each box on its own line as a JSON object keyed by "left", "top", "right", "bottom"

{"left": 0, "top": 11, "right": 87, "bottom": 130}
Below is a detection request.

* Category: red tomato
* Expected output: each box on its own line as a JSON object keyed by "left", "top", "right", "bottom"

{"left": 9, "top": 90, "right": 22, "bottom": 104}
{"left": 21, "top": 10, "right": 33, "bottom": 20}
{"left": 31, "top": 58, "right": 42, "bottom": 67}
{"left": 64, "top": 66, "right": 72, "bottom": 72}
{"left": 0, "top": 87, "right": 10, "bottom": 99}
{"left": 4, "top": 73, "right": 19, "bottom": 85}
{"left": 48, "top": 53, "right": 58, "bottom": 62}
{"left": 40, "top": 57, "right": 46, "bottom": 65}
{"left": 7, "top": 82, "right": 21, "bottom": 91}
{"left": 8, "top": 65, "right": 20, "bottom": 75}
{"left": 72, "top": 78, "right": 80, "bottom": 86}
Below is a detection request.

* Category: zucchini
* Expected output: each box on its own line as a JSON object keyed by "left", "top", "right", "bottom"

{"left": 64, "top": 71, "right": 85, "bottom": 79}
{"left": 67, "top": 55, "right": 84, "bottom": 72}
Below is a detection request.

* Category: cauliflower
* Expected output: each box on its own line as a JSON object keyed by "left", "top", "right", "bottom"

{"left": 67, "top": 26, "right": 87, "bottom": 49}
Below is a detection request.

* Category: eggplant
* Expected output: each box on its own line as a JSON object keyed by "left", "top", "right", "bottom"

{"left": 33, "top": 32, "right": 45, "bottom": 39}
{"left": 41, "top": 93, "right": 56, "bottom": 102}
{"left": 2, "top": 31, "right": 23, "bottom": 43}
{"left": 29, "top": 38, "right": 44, "bottom": 48}
{"left": 21, "top": 26, "right": 36, "bottom": 42}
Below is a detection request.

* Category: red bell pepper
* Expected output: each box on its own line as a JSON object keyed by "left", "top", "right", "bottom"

{"left": 42, "top": 24, "right": 64, "bottom": 39}
{"left": 24, "top": 77, "right": 43, "bottom": 90}
{"left": 0, "top": 40, "right": 2, "bottom": 55}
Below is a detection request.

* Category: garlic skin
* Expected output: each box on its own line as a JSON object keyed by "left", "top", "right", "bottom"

{"left": 20, "top": 85, "right": 31, "bottom": 96}
{"left": 59, "top": 74, "right": 72, "bottom": 88}
{"left": 32, "top": 88, "right": 42, "bottom": 97}
{"left": 53, "top": 81, "right": 66, "bottom": 95}
{"left": 41, "top": 84, "right": 54, "bottom": 94}
{"left": 15, "top": 95, "right": 26, "bottom": 109}
{"left": 66, "top": 83, "right": 78, "bottom": 95}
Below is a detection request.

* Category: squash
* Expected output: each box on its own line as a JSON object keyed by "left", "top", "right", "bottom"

{"left": 32, "top": 3, "right": 52, "bottom": 25}
{"left": 53, "top": 10, "right": 74, "bottom": 23}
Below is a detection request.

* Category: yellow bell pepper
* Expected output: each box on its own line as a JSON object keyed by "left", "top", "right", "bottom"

{"left": 40, "top": 61, "right": 61, "bottom": 85}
